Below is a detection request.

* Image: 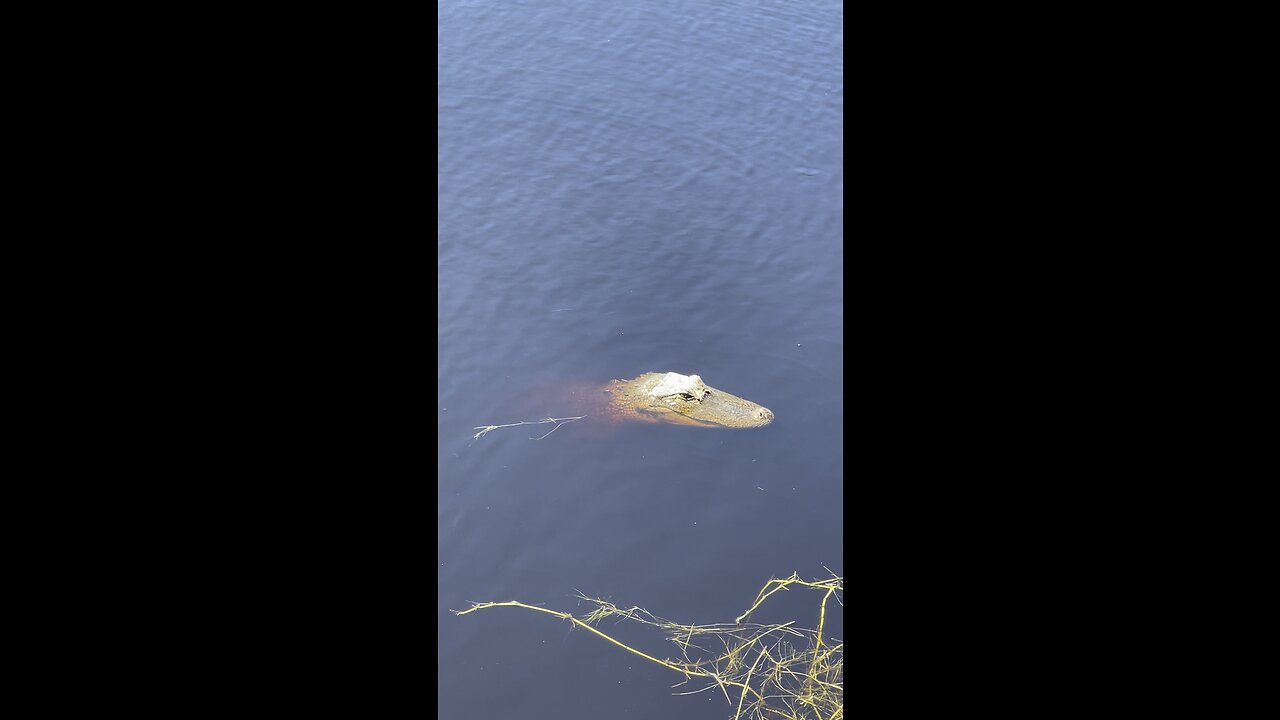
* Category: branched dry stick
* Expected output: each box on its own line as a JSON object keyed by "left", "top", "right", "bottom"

{"left": 472, "top": 415, "right": 586, "bottom": 441}
{"left": 454, "top": 574, "right": 842, "bottom": 720}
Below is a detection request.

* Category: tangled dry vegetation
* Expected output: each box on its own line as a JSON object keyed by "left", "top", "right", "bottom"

{"left": 454, "top": 572, "right": 843, "bottom": 720}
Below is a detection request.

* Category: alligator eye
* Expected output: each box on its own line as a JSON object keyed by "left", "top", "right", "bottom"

{"left": 679, "top": 392, "right": 694, "bottom": 400}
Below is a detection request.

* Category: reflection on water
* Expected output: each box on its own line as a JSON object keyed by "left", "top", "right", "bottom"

{"left": 440, "top": 1, "right": 842, "bottom": 717}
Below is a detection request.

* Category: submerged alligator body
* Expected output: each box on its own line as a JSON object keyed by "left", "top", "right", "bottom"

{"left": 601, "top": 372, "right": 774, "bottom": 429}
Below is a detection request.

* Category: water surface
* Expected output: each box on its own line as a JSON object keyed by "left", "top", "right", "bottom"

{"left": 439, "top": 1, "right": 842, "bottom": 717}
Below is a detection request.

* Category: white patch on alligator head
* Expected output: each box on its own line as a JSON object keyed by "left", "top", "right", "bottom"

{"left": 648, "top": 372, "right": 707, "bottom": 399}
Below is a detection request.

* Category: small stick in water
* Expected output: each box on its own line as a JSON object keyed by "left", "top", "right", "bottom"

{"left": 472, "top": 415, "right": 586, "bottom": 441}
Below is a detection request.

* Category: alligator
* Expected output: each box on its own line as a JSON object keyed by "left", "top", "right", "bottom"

{"left": 599, "top": 372, "right": 774, "bottom": 429}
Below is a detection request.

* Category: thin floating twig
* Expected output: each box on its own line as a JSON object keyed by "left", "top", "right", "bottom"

{"left": 472, "top": 415, "right": 586, "bottom": 441}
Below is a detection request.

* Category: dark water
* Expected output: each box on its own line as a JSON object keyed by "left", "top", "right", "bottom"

{"left": 439, "top": 1, "right": 842, "bottom": 717}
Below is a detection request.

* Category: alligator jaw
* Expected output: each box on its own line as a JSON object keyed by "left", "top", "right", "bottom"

{"left": 683, "top": 385, "right": 774, "bottom": 428}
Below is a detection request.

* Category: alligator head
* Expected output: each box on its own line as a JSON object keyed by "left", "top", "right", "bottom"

{"left": 613, "top": 372, "right": 774, "bottom": 429}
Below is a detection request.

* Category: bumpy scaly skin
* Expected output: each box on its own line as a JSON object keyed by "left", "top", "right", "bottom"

{"left": 604, "top": 372, "right": 774, "bottom": 428}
